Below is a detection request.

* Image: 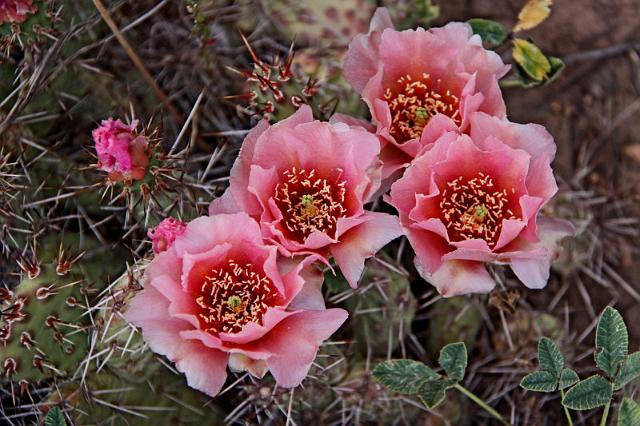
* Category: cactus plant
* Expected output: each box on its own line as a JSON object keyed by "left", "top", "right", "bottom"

{"left": 0, "top": 264, "right": 89, "bottom": 384}
{"left": 43, "top": 263, "right": 228, "bottom": 424}
{"left": 0, "top": 0, "right": 60, "bottom": 61}
{"left": 262, "top": 0, "right": 376, "bottom": 48}
{"left": 345, "top": 259, "right": 417, "bottom": 357}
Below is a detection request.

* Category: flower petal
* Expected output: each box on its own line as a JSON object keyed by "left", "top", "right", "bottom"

{"left": 261, "top": 309, "right": 348, "bottom": 387}
{"left": 509, "top": 216, "right": 575, "bottom": 289}
{"left": 344, "top": 8, "right": 392, "bottom": 92}
{"left": 418, "top": 259, "right": 495, "bottom": 297}
{"left": 174, "top": 341, "right": 229, "bottom": 397}
{"left": 228, "top": 353, "right": 268, "bottom": 378}
{"left": 330, "top": 211, "right": 403, "bottom": 288}
{"left": 124, "top": 286, "right": 192, "bottom": 360}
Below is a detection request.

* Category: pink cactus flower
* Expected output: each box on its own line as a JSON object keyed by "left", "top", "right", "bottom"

{"left": 344, "top": 8, "right": 510, "bottom": 178}
{"left": 92, "top": 118, "right": 150, "bottom": 182}
{"left": 0, "top": 0, "right": 37, "bottom": 24}
{"left": 148, "top": 218, "right": 187, "bottom": 254}
{"left": 386, "top": 112, "right": 574, "bottom": 296}
{"left": 125, "top": 213, "right": 348, "bottom": 397}
{"left": 209, "top": 106, "right": 403, "bottom": 288}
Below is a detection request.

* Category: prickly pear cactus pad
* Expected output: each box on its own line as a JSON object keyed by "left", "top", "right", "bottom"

{"left": 3, "top": 0, "right": 640, "bottom": 425}
{"left": 1, "top": 265, "right": 89, "bottom": 384}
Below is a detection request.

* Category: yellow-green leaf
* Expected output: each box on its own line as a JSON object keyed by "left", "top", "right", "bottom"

{"left": 514, "top": 0, "right": 553, "bottom": 32}
{"left": 513, "top": 38, "right": 551, "bottom": 81}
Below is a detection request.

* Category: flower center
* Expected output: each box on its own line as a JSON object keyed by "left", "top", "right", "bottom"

{"left": 384, "top": 73, "right": 461, "bottom": 144}
{"left": 438, "top": 172, "right": 520, "bottom": 248}
{"left": 273, "top": 167, "right": 348, "bottom": 243}
{"left": 195, "top": 259, "right": 283, "bottom": 335}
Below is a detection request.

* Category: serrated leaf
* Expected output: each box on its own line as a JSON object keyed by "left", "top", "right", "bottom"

{"left": 373, "top": 360, "right": 440, "bottom": 394}
{"left": 468, "top": 19, "right": 508, "bottom": 47}
{"left": 439, "top": 342, "right": 467, "bottom": 381}
{"left": 417, "top": 379, "right": 456, "bottom": 409}
{"left": 617, "top": 398, "right": 640, "bottom": 426}
{"left": 45, "top": 407, "right": 68, "bottom": 426}
{"left": 514, "top": 0, "right": 553, "bottom": 32}
{"left": 559, "top": 368, "right": 580, "bottom": 390}
{"left": 614, "top": 351, "right": 640, "bottom": 390}
{"left": 520, "top": 371, "right": 557, "bottom": 392}
{"left": 537, "top": 337, "right": 564, "bottom": 378}
{"left": 562, "top": 375, "right": 613, "bottom": 411}
{"left": 513, "top": 38, "right": 551, "bottom": 82}
{"left": 595, "top": 306, "right": 629, "bottom": 378}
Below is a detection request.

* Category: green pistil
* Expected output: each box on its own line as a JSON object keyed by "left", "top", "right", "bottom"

{"left": 301, "top": 194, "right": 314, "bottom": 207}
{"left": 474, "top": 205, "right": 489, "bottom": 219}
{"left": 227, "top": 295, "right": 242, "bottom": 311}
{"left": 414, "top": 106, "right": 428, "bottom": 126}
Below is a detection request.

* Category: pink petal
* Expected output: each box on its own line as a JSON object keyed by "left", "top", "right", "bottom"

{"left": 442, "top": 242, "right": 497, "bottom": 263}
{"left": 525, "top": 153, "right": 558, "bottom": 202}
{"left": 369, "top": 7, "right": 393, "bottom": 32}
{"left": 420, "top": 259, "right": 495, "bottom": 297}
{"left": 405, "top": 226, "right": 450, "bottom": 274}
{"left": 343, "top": 8, "right": 392, "bottom": 93}
{"left": 214, "top": 119, "right": 271, "bottom": 216}
{"left": 208, "top": 188, "right": 241, "bottom": 215}
{"left": 508, "top": 217, "right": 575, "bottom": 289}
{"left": 180, "top": 329, "right": 224, "bottom": 350}
{"left": 174, "top": 341, "right": 229, "bottom": 397}
{"left": 228, "top": 353, "right": 268, "bottom": 378}
{"left": 418, "top": 114, "right": 460, "bottom": 151}
{"left": 330, "top": 211, "right": 403, "bottom": 288}
{"left": 145, "top": 245, "right": 181, "bottom": 284}
{"left": 261, "top": 309, "right": 348, "bottom": 387}
{"left": 124, "top": 286, "right": 191, "bottom": 360}
{"left": 219, "top": 308, "right": 294, "bottom": 344}
{"left": 247, "top": 164, "right": 279, "bottom": 214}
{"left": 329, "top": 113, "right": 375, "bottom": 132}
{"left": 493, "top": 218, "right": 527, "bottom": 251}
{"left": 516, "top": 195, "right": 545, "bottom": 242}
{"left": 379, "top": 143, "right": 412, "bottom": 180}
{"left": 469, "top": 112, "right": 556, "bottom": 160}
{"left": 150, "top": 275, "right": 198, "bottom": 325}
{"left": 181, "top": 243, "right": 232, "bottom": 293}
{"left": 280, "top": 256, "right": 326, "bottom": 309}
{"left": 174, "top": 213, "right": 262, "bottom": 258}
{"left": 410, "top": 217, "right": 450, "bottom": 241}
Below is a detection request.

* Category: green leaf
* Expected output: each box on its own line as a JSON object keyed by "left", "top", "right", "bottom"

{"left": 373, "top": 360, "right": 440, "bottom": 394}
{"left": 417, "top": 379, "right": 456, "bottom": 409}
{"left": 595, "top": 306, "right": 629, "bottom": 378}
{"left": 617, "top": 398, "right": 640, "bottom": 426}
{"left": 45, "top": 407, "right": 68, "bottom": 426}
{"left": 614, "top": 351, "right": 640, "bottom": 390}
{"left": 520, "top": 371, "right": 557, "bottom": 392}
{"left": 438, "top": 342, "right": 467, "bottom": 381}
{"left": 537, "top": 337, "right": 565, "bottom": 378}
{"left": 501, "top": 56, "right": 564, "bottom": 89}
{"left": 561, "top": 375, "right": 613, "bottom": 411}
{"left": 468, "top": 19, "right": 508, "bottom": 48}
{"left": 559, "top": 368, "right": 580, "bottom": 390}
{"left": 545, "top": 56, "right": 565, "bottom": 84}
{"left": 513, "top": 38, "right": 551, "bottom": 82}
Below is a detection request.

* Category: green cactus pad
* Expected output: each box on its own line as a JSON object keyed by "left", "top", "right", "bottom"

{"left": 1, "top": 265, "right": 89, "bottom": 384}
